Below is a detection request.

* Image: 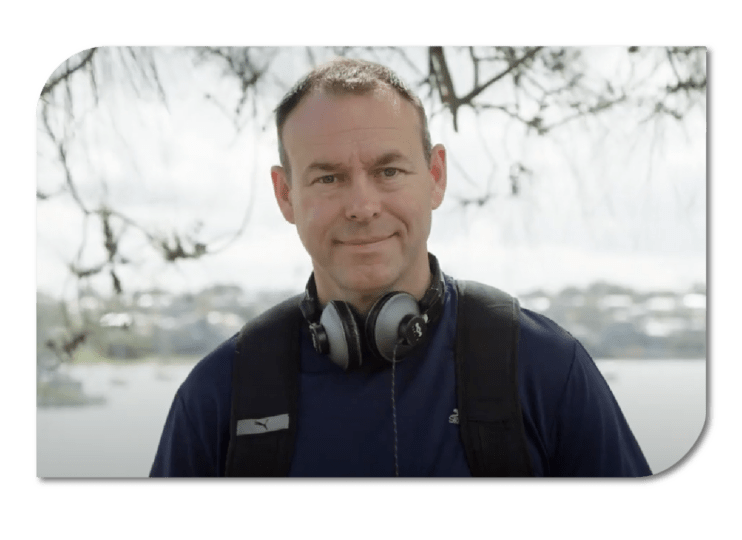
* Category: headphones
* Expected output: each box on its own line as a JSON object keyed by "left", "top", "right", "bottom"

{"left": 299, "top": 253, "right": 445, "bottom": 370}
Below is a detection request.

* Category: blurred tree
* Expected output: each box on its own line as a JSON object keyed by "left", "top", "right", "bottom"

{"left": 36, "top": 46, "right": 705, "bottom": 360}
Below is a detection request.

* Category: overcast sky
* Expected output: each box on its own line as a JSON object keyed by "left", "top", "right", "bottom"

{"left": 35, "top": 46, "right": 706, "bottom": 299}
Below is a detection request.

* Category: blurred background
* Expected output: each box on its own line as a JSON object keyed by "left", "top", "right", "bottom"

{"left": 36, "top": 46, "right": 706, "bottom": 477}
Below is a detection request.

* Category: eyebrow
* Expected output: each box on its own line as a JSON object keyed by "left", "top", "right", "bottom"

{"left": 304, "top": 151, "right": 413, "bottom": 176}
{"left": 367, "top": 151, "right": 413, "bottom": 169}
{"left": 305, "top": 161, "right": 346, "bottom": 174}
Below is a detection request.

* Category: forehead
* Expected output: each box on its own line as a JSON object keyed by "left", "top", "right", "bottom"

{"left": 281, "top": 88, "right": 422, "bottom": 170}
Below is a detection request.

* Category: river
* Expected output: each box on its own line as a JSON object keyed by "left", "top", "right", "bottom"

{"left": 36, "top": 359, "right": 706, "bottom": 477}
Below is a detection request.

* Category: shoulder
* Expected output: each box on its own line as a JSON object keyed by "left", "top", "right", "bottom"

{"left": 152, "top": 295, "right": 305, "bottom": 478}
{"left": 448, "top": 277, "right": 580, "bottom": 409}
{"left": 448, "top": 276, "right": 579, "bottom": 374}
{"left": 516, "top": 307, "right": 588, "bottom": 414}
{"left": 177, "top": 333, "right": 237, "bottom": 409}
{"left": 244, "top": 294, "right": 304, "bottom": 328}
{"left": 516, "top": 307, "right": 612, "bottom": 403}
{"left": 150, "top": 334, "right": 238, "bottom": 477}
{"left": 518, "top": 308, "right": 579, "bottom": 373}
{"left": 447, "top": 277, "right": 650, "bottom": 476}
{"left": 180, "top": 292, "right": 304, "bottom": 397}
{"left": 515, "top": 307, "right": 584, "bottom": 420}
{"left": 515, "top": 307, "right": 651, "bottom": 476}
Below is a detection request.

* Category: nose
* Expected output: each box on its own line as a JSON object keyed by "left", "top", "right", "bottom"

{"left": 345, "top": 173, "right": 381, "bottom": 222}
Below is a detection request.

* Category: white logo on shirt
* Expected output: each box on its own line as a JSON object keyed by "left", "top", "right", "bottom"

{"left": 449, "top": 408, "right": 459, "bottom": 424}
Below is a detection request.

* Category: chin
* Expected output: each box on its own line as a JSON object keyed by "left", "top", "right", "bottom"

{"left": 338, "top": 265, "right": 398, "bottom": 295}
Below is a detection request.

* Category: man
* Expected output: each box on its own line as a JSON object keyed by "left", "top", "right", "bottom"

{"left": 150, "top": 58, "right": 651, "bottom": 477}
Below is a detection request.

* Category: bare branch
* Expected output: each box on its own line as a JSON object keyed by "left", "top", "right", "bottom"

{"left": 429, "top": 46, "right": 460, "bottom": 129}
{"left": 110, "top": 269, "right": 122, "bottom": 295}
{"left": 147, "top": 52, "right": 168, "bottom": 104}
{"left": 468, "top": 47, "right": 480, "bottom": 89}
{"left": 384, "top": 46, "right": 426, "bottom": 78}
{"left": 157, "top": 234, "right": 207, "bottom": 262}
{"left": 455, "top": 194, "right": 494, "bottom": 208}
{"left": 460, "top": 46, "right": 544, "bottom": 104}
{"left": 40, "top": 103, "right": 90, "bottom": 214}
{"left": 543, "top": 94, "right": 629, "bottom": 132}
{"left": 475, "top": 102, "right": 533, "bottom": 125}
{"left": 46, "top": 330, "right": 89, "bottom": 364}
{"left": 638, "top": 101, "right": 684, "bottom": 124}
{"left": 41, "top": 48, "right": 98, "bottom": 100}
{"left": 429, "top": 46, "right": 544, "bottom": 131}
{"left": 666, "top": 77, "right": 706, "bottom": 94}
{"left": 69, "top": 261, "right": 106, "bottom": 279}
{"left": 37, "top": 45, "right": 705, "bottom": 303}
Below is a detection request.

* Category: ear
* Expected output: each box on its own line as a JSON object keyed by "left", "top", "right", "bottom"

{"left": 429, "top": 144, "right": 447, "bottom": 210}
{"left": 271, "top": 166, "right": 296, "bottom": 224}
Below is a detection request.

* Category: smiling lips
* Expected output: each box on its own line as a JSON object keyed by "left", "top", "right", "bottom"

{"left": 338, "top": 234, "right": 394, "bottom": 246}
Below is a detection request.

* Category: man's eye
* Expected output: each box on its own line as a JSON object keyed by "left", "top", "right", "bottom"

{"left": 381, "top": 168, "right": 399, "bottom": 178}
{"left": 317, "top": 175, "right": 336, "bottom": 184}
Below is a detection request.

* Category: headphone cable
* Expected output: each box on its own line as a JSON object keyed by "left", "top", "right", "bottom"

{"left": 391, "top": 341, "right": 401, "bottom": 477}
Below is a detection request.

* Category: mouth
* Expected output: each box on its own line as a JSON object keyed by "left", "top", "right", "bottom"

{"left": 337, "top": 234, "right": 395, "bottom": 247}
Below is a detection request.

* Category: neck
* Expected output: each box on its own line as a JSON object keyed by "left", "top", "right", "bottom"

{"left": 314, "top": 253, "right": 433, "bottom": 315}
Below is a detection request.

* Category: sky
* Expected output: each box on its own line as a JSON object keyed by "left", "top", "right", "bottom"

{"left": 35, "top": 46, "right": 706, "bottom": 301}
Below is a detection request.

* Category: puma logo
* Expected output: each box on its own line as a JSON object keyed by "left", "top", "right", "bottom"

{"left": 236, "top": 414, "right": 289, "bottom": 436}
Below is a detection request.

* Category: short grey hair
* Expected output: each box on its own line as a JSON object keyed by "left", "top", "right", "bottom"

{"left": 275, "top": 58, "right": 432, "bottom": 182}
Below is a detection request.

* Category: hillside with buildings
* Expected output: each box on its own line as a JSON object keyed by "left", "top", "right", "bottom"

{"left": 37, "top": 280, "right": 706, "bottom": 367}
{"left": 518, "top": 281, "right": 706, "bottom": 359}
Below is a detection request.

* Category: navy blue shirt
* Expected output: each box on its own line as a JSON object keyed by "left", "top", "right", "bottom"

{"left": 150, "top": 275, "right": 652, "bottom": 477}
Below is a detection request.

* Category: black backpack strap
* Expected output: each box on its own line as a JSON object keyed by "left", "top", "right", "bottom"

{"left": 455, "top": 280, "right": 534, "bottom": 477}
{"left": 225, "top": 294, "right": 304, "bottom": 477}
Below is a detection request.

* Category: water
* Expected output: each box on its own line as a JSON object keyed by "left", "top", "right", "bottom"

{"left": 37, "top": 362, "right": 194, "bottom": 478}
{"left": 596, "top": 359, "right": 706, "bottom": 475}
{"left": 36, "top": 359, "right": 706, "bottom": 477}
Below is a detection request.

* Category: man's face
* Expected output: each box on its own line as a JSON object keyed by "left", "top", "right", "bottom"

{"left": 272, "top": 87, "right": 446, "bottom": 306}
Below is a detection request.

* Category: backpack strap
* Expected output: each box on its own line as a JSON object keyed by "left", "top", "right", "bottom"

{"left": 224, "top": 294, "right": 303, "bottom": 477}
{"left": 225, "top": 281, "right": 533, "bottom": 477}
{"left": 455, "top": 280, "right": 534, "bottom": 476}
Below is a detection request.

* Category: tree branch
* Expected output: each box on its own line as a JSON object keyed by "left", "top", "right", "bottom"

{"left": 460, "top": 47, "right": 544, "bottom": 104}
{"left": 41, "top": 48, "right": 98, "bottom": 100}
{"left": 543, "top": 94, "right": 628, "bottom": 132}
{"left": 429, "top": 46, "right": 545, "bottom": 131}
{"left": 429, "top": 46, "right": 460, "bottom": 130}
{"left": 40, "top": 103, "right": 90, "bottom": 214}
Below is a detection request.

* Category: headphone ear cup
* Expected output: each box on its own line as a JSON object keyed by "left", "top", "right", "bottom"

{"left": 320, "top": 301, "right": 363, "bottom": 370}
{"left": 366, "top": 292, "right": 421, "bottom": 362}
